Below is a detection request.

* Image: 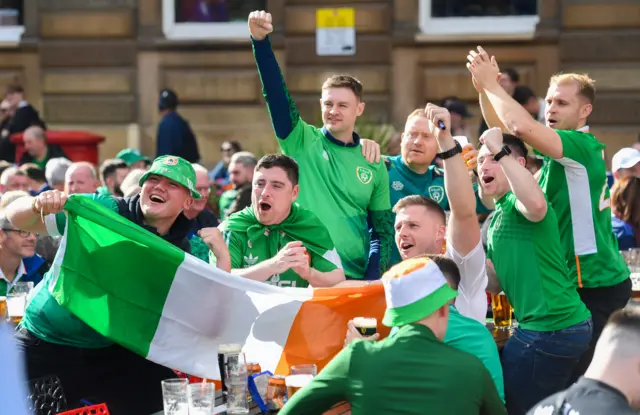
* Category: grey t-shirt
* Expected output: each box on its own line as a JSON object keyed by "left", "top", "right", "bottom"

{"left": 527, "top": 378, "right": 637, "bottom": 415}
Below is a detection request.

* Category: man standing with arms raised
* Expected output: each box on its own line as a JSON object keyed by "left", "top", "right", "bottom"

{"left": 248, "top": 10, "right": 393, "bottom": 280}
{"left": 468, "top": 47, "right": 630, "bottom": 382}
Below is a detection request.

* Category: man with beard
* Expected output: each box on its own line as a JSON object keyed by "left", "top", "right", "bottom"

{"left": 469, "top": 46, "right": 630, "bottom": 383}
{"left": 6, "top": 155, "right": 210, "bottom": 414}
{"left": 97, "top": 158, "right": 129, "bottom": 197}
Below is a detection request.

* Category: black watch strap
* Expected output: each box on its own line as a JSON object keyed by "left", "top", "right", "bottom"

{"left": 437, "top": 141, "right": 462, "bottom": 160}
{"left": 493, "top": 146, "right": 512, "bottom": 162}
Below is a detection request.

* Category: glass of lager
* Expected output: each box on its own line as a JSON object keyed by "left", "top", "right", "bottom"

{"left": 353, "top": 317, "right": 377, "bottom": 336}
{"left": 285, "top": 374, "right": 314, "bottom": 399}
{"left": 0, "top": 296, "right": 6, "bottom": 320}
{"left": 491, "top": 291, "right": 513, "bottom": 329}
{"left": 290, "top": 364, "right": 317, "bottom": 376}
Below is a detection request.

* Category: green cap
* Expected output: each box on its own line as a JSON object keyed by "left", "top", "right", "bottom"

{"left": 116, "top": 148, "right": 151, "bottom": 167}
{"left": 139, "top": 155, "right": 201, "bottom": 199}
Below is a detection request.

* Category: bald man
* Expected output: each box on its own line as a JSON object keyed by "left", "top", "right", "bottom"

{"left": 65, "top": 162, "right": 100, "bottom": 195}
{"left": 19, "top": 126, "right": 68, "bottom": 169}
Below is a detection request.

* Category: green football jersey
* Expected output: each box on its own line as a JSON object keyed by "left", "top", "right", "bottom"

{"left": 280, "top": 120, "right": 391, "bottom": 279}
{"left": 538, "top": 129, "right": 629, "bottom": 288}
{"left": 487, "top": 192, "right": 591, "bottom": 331}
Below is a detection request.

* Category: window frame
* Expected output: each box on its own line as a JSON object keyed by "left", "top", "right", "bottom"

{"left": 162, "top": 0, "right": 249, "bottom": 40}
{"left": 418, "top": 0, "right": 540, "bottom": 38}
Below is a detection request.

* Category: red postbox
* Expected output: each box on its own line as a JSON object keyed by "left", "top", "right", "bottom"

{"left": 11, "top": 130, "right": 106, "bottom": 165}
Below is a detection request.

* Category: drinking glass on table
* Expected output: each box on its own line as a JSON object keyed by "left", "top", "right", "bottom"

{"left": 162, "top": 378, "right": 189, "bottom": 415}
{"left": 6, "top": 282, "right": 32, "bottom": 324}
{"left": 188, "top": 383, "right": 215, "bottom": 415}
{"left": 290, "top": 364, "right": 317, "bottom": 376}
{"left": 491, "top": 291, "right": 513, "bottom": 330}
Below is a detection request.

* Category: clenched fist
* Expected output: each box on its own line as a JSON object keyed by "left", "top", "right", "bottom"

{"left": 248, "top": 10, "right": 273, "bottom": 41}
{"left": 33, "top": 190, "right": 68, "bottom": 216}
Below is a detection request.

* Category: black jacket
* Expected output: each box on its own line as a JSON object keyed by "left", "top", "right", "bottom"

{"left": 19, "top": 144, "right": 69, "bottom": 166}
{"left": 9, "top": 103, "right": 46, "bottom": 135}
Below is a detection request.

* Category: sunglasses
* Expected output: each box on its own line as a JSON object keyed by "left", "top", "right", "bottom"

{"left": 221, "top": 147, "right": 233, "bottom": 153}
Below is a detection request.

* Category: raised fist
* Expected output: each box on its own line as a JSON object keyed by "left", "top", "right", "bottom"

{"left": 248, "top": 10, "right": 273, "bottom": 41}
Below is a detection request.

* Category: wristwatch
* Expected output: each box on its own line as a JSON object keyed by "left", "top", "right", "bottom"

{"left": 437, "top": 141, "right": 462, "bottom": 160}
{"left": 494, "top": 146, "right": 512, "bottom": 162}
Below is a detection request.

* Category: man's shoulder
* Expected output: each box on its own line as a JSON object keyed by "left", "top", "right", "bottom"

{"left": 556, "top": 129, "right": 605, "bottom": 152}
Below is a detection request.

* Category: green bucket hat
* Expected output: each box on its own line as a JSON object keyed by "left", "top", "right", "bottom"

{"left": 116, "top": 148, "right": 151, "bottom": 167}
{"left": 382, "top": 257, "right": 458, "bottom": 327}
{"left": 139, "top": 155, "right": 201, "bottom": 199}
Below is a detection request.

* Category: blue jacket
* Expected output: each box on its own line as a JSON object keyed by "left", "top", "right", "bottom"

{"left": 21, "top": 254, "right": 47, "bottom": 286}
{"left": 156, "top": 111, "right": 200, "bottom": 163}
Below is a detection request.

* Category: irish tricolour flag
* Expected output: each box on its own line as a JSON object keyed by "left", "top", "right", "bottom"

{"left": 48, "top": 196, "right": 389, "bottom": 379}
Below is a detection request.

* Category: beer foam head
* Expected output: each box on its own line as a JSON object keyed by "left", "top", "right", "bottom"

{"left": 285, "top": 374, "right": 314, "bottom": 388}
{"left": 353, "top": 317, "right": 377, "bottom": 328}
{"left": 381, "top": 257, "right": 457, "bottom": 327}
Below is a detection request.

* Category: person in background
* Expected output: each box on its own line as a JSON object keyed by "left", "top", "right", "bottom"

{"left": 209, "top": 140, "right": 242, "bottom": 186}
{"left": 116, "top": 148, "right": 151, "bottom": 170}
{"left": 611, "top": 147, "right": 640, "bottom": 183}
{"left": 0, "top": 211, "right": 46, "bottom": 296}
{"left": 185, "top": 164, "right": 219, "bottom": 261}
{"left": 0, "top": 160, "right": 12, "bottom": 178}
{"left": 281, "top": 256, "right": 505, "bottom": 415}
{"left": 0, "top": 167, "right": 30, "bottom": 194}
{"left": 97, "top": 159, "right": 129, "bottom": 197}
{"left": 65, "top": 162, "right": 100, "bottom": 195}
{"left": 219, "top": 151, "right": 256, "bottom": 220}
{"left": 441, "top": 97, "right": 475, "bottom": 138}
{"left": 5, "top": 83, "right": 46, "bottom": 135}
{"left": 610, "top": 176, "right": 640, "bottom": 250}
{"left": 120, "top": 168, "right": 146, "bottom": 198}
{"left": 20, "top": 164, "right": 47, "bottom": 196}
{"left": 513, "top": 85, "right": 545, "bottom": 124}
{"left": 527, "top": 307, "right": 640, "bottom": 415}
{"left": 209, "top": 154, "right": 345, "bottom": 288}
{"left": 156, "top": 89, "right": 200, "bottom": 163}
{"left": 0, "top": 322, "right": 30, "bottom": 415}
{"left": 0, "top": 99, "right": 17, "bottom": 162}
{"left": 19, "top": 126, "right": 67, "bottom": 169}
{"left": 44, "top": 157, "right": 72, "bottom": 192}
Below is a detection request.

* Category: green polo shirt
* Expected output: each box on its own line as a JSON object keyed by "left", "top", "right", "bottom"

{"left": 487, "top": 192, "right": 591, "bottom": 331}
{"left": 0, "top": 261, "right": 26, "bottom": 296}
{"left": 280, "top": 324, "right": 506, "bottom": 415}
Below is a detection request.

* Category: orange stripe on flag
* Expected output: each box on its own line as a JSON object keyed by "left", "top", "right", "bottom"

{"left": 274, "top": 284, "right": 389, "bottom": 376}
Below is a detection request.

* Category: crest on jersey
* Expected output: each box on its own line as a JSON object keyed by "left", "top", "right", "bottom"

{"left": 356, "top": 167, "right": 373, "bottom": 185}
{"left": 493, "top": 212, "right": 503, "bottom": 231}
{"left": 428, "top": 185, "right": 445, "bottom": 203}
{"left": 392, "top": 181, "right": 404, "bottom": 191}
{"left": 163, "top": 156, "right": 179, "bottom": 166}
{"left": 244, "top": 253, "right": 259, "bottom": 267}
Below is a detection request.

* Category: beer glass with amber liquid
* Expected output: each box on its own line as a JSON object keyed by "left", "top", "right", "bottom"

{"left": 491, "top": 291, "right": 513, "bottom": 329}
{"left": 6, "top": 282, "right": 32, "bottom": 325}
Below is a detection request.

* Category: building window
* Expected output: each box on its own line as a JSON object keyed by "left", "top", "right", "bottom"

{"left": 0, "top": 0, "right": 24, "bottom": 44}
{"left": 164, "top": 0, "right": 267, "bottom": 40}
{"left": 419, "top": 0, "right": 539, "bottom": 38}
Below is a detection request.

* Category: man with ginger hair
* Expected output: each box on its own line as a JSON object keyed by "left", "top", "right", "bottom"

{"left": 468, "top": 47, "right": 630, "bottom": 383}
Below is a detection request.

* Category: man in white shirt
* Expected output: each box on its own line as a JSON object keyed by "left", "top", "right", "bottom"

{"left": 338, "top": 103, "right": 488, "bottom": 323}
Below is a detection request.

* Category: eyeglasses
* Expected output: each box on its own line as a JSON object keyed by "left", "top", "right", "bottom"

{"left": 2, "top": 229, "right": 35, "bottom": 237}
{"left": 221, "top": 147, "right": 233, "bottom": 153}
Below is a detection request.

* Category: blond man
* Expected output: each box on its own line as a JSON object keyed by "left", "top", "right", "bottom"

{"left": 468, "top": 47, "right": 630, "bottom": 385}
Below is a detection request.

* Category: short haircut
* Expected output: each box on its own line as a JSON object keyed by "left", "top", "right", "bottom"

{"left": 502, "top": 134, "right": 529, "bottom": 159}
{"left": 406, "top": 108, "right": 427, "bottom": 122}
{"left": 512, "top": 85, "right": 537, "bottom": 106}
{"left": 424, "top": 254, "right": 461, "bottom": 290}
{"left": 549, "top": 73, "right": 596, "bottom": 104}
{"left": 0, "top": 190, "right": 29, "bottom": 208}
{"left": 611, "top": 176, "right": 640, "bottom": 234}
{"left": 223, "top": 141, "right": 242, "bottom": 153}
{"left": 0, "top": 167, "right": 24, "bottom": 185}
{"left": 501, "top": 68, "right": 520, "bottom": 83}
{"left": 393, "top": 195, "right": 446, "bottom": 226}
{"left": 599, "top": 307, "right": 640, "bottom": 358}
{"left": 230, "top": 151, "right": 258, "bottom": 169}
{"left": 45, "top": 157, "right": 72, "bottom": 186}
{"left": 68, "top": 161, "right": 98, "bottom": 180}
{"left": 191, "top": 163, "right": 209, "bottom": 175}
{"left": 99, "top": 158, "right": 128, "bottom": 184}
{"left": 5, "top": 83, "right": 23, "bottom": 95}
{"left": 19, "top": 163, "right": 46, "bottom": 183}
{"left": 255, "top": 154, "right": 299, "bottom": 186}
{"left": 24, "top": 126, "right": 46, "bottom": 141}
{"left": 322, "top": 75, "right": 364, "bottom": 102}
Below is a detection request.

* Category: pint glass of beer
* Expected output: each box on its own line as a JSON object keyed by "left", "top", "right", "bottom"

{"left": 285, "top": 374, "right": 313, "bottom": 399}
{"left": 0, "top": 296, "right": 7, "bottom": 320}
{"left": 491, "top": 292, "right": 513, "bottom": 329}
{"left": 6, "top": 292, "right": 26, "bottom": 324}
{"left": 353, "top": 317, "right": 377, "bottom": 337}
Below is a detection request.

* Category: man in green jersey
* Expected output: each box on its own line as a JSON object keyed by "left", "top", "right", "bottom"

{"left": 281, "top": 256, "right": 506, "bottom": 415}
{"left": 248, "top": 10, "right": 393, "bottom": 280}
{"left": 469, "top": 46, "right": 630, "bottom": 381}
{"left": 478, "top": 129, "right": 592, "bottom": 415}
{"left": 210, "top": 154, "right": 345, "bottom": 288}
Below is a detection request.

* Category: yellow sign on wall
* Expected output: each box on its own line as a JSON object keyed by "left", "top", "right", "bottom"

{"left": 316, "top": 8, "right": 356, "bottom": 56}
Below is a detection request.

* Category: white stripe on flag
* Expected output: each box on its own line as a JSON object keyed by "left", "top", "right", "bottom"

{"left": 383, "top": 260, "right": 447, "bottom": 309}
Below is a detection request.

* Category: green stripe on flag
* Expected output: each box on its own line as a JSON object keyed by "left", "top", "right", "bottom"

{"left": 51, "top": 195, "right": 187, "bottom": 357}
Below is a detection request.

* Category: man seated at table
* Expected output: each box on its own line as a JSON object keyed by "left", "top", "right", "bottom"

{"left": 280, "top": 256, "right": 506, "bottom": 415}
{"left": 204, "top": 154, "right": 345, "bottom": 288}
{"left": 337, "top": 103, "right": 488, "bottom": 323}
{"left": 6, "top": 155, "right": 222, "bottom": 414}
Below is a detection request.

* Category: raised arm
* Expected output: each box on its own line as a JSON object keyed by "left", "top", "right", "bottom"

{"left": 473, "top": 74, "right": 509, "bottom": 133}
{"left": 249, "top": 10, "right": 300, "bottom": 140}
{"left": 425, "top": 103, "right": 480, "bottom": 255}
{"left": 6, "top": 191, "right": 67, "bottom": 235}
{"left": 468, "top": 47, "right": 563, "bottom": 159}
{"left": 482, "top": 128, "right": 547, "bottom": 222}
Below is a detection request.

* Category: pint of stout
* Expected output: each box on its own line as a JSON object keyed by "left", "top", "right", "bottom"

{"left": 491, "top": 292, "right": 512, "bottom": 328}
{"left": 285, "top": 374, "right": 313, "bottom": 399}
{"left": 353, "top": 317, "right": 377, "bottom": 336}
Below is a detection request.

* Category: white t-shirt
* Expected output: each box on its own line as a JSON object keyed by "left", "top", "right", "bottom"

{"left": 445, "top": 238, "right": 488, "bottom": 323}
